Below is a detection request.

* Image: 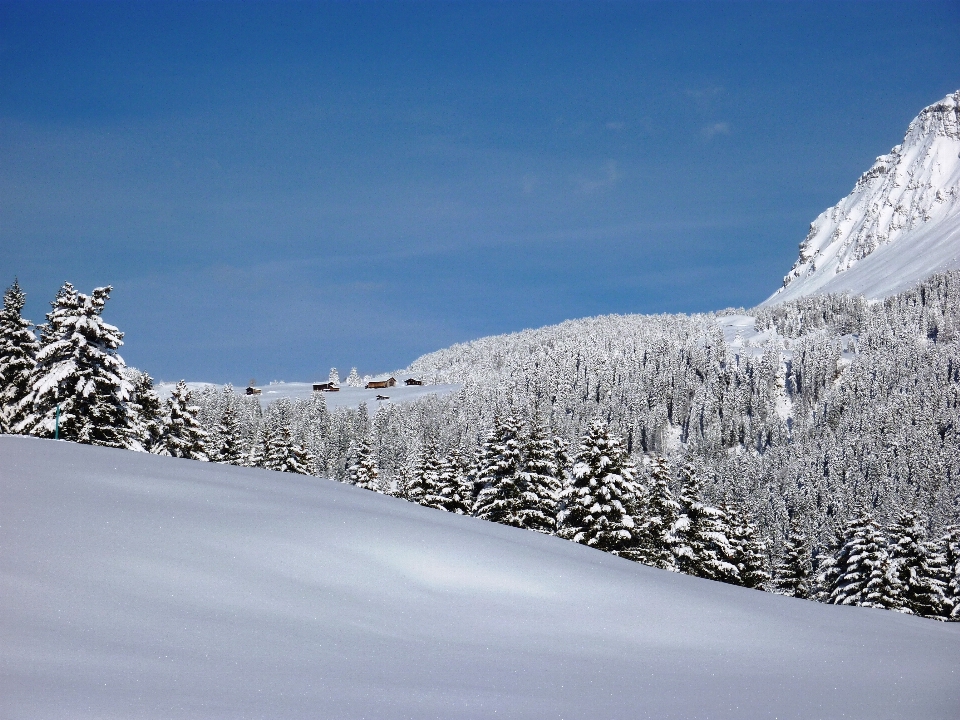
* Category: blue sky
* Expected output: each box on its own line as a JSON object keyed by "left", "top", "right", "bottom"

{"left": 2, "top": 1, "right": 959, "bottom": 383}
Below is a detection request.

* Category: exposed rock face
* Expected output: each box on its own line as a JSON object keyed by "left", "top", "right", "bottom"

{"left": 766, "top": 91, "right": 960, "bottom": 305}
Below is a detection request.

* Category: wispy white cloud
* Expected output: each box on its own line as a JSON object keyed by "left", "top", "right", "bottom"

{"left": 577, "top": 160, "right": 620, "bottom": 194}
{"left": 686, "top": 86, "right": 724, "bottom": 102}
{"left": 701, "top": 122, "right": 731, "bottom": 139}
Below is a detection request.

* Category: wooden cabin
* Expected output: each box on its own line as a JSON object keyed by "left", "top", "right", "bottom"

{"left": 404, "top": 378, "right": 424, "bottom": 386}
{"left": 245, "top": 386, "right": 262, "bottom": 396}
{"left": 365, "top": 377, "right": 397, "bottom": 389}
{"left": 313, "top": 382, "right": 339, "bottom": 392}
{"left": 375, "top": 394, "right": 390, "bottom": 401}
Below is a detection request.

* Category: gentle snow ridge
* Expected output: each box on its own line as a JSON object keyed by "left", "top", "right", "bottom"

{"left": 765, "top": 90, "right": 960, "bottom": 305}
{"left": 2, "top": 436, "right": 958, "bottom": 719}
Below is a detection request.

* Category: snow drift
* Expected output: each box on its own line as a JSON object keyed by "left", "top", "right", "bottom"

{"left": 2, "top": 436, "right": 958, "bottom": 719}
{"left": 766, "top": 90, "right": 960, "bottom": 304}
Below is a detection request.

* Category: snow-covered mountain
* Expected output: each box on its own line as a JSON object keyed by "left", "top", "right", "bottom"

{"left": 765, "top": 90, "right": 960, "bottom": 305}
{"left": 2, "top": 435, "right": 958, "bottom": 719}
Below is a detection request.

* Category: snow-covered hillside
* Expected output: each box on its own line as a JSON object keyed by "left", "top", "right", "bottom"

{"left": 766, "top": 90, "right": 960, "bottom": 304}
{"left": 156, "top": 379, "right": 461, "bottom": 411}
{"left": 2, "top": 436, "right": 959, "bottom": 719}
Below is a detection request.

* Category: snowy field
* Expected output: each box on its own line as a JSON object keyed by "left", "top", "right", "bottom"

{"left": 2, "top": 436, "right": 958, "bottom": 719}
{"left": 156, "top": 379, "right": 462, "bottom": 410}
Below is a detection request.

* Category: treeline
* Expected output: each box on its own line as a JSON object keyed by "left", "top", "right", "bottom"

{"left": 2, "top": 276, "right": 959, "bottom": 620}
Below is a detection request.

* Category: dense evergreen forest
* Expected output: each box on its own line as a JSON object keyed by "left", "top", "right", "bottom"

{"left": 2, "top": 274, "right": 958, "bottom": 620}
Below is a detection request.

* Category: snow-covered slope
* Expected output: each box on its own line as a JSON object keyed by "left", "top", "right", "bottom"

{"left": 156, "top": 379, "right": 461, "bottom": 410}
{"left": 765, "top": 90, "right": 960, "bottom": 305}
{"left": 2, "top": 436, "right": 958, "bottom": 719}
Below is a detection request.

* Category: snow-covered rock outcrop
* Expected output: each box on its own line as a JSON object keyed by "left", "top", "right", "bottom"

{"left": 765, "top": 90, "right": 960, "bottom": 305}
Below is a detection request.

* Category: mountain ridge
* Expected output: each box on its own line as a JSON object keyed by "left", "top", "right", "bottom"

{"left": 764, "top": 90, "right": 960, "bottom": 305}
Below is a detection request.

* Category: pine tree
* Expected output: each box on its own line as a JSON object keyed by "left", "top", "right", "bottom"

{"left": 820, "top": 510, "right": 897, "bottom": 608}
{"left": 245, "top": 426, "right": 268, "bottom": 468}
{"left": 862, "top": 547, "right": 902, "bottom": 611}
{"left": 887, "top": 510, "right": 947, "bottom": 618}
{"left": 155, "top": 380, "right": 208, "bottom": 460}
{"left": 426, "top": 448, "right": 473, "bottom": 514}
{"left": 557, "top": 418, "right": 644, "bottom": 559}
{"left": 638, "top": 456, "right": 680, "bottom": 570}
{"left": 940, "top": 525, "right": 960, "bottom": 620}
{"left": 127, "top": 370, "right": 163, "bottom": 452}
{"left": 264, "top": 424, "right": 311, "bottom": 474}
{"left": 773, "top": 519, "right": 813, "bottom": 599}
{"left": 210, "top": 386, "right": 245, "bottom": 465}
{"left": 0, "top": 279, "right": 38, "bottom": 434}
{"left": 409, "top": 437, "right": 443, "bottom": 507}
{"left": 328, "top": 368, "right": 340, "bottom": 386}
{"left": 517, "top": 419, "right": 561, "bottom": 534}
{"left": 345, "top": 368, "right": 361, "bottom": 387}
{"left": 17, "top": 283, "right": 134, "bottom": 448}
{"left": 726, "top": 502, "right": 770, "bottom": 590}
{"left": 347, "top": 436, "right": 380, "bottom": 490}
{"left": 473, "top": 414, "right": 525, "bottom": 527}
{"left": 672, "top": 463, "right": 739, "bottom": 584}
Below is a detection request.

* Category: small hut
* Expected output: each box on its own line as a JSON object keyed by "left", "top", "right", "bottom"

{"left": 365, "top": 377, "right": 397, "bottom": 389}
{"left": 404, "top": 378, "right": 424, "bottom": 386}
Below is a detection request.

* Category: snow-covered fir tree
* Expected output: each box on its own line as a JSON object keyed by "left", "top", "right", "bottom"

{"left": 264, "top": 424, "right": 311, "bottom": 474}
{"left": 348, "top": 436, "right": 380, "bottom": 491}
{"left": 17, "top": 284, "right": 134, "bottom": 449}
{"left": 328, "top": 368, "right": 340, "bottom": 386}
{"left": 557, "top": 419, "right": 644, "bottom": 559}
{"left": 819, "top": 511, "right": 894, "bottom": 608}
{"left": 940, "top": 526, "right": 960, "bottom": 620}
{"left": 887, "top": 510, "right": 947, "bottom": 618}
{"left": 210, "top": 386, "right": 246, "bottom": 465}
{"left": 0, "top": 279, "right": 38, "bottom": 434}
{"left": 155, "top": 380, "right": 208, "bottom": 460}
{"left": 127, "top": 370, "right": 163, "bottom": 452}
{"left": 516, "top": 418, "right": 561, "bottom": 534}
{"left": 638, "top": 456, "right": 680, "bottom": 570}
{"left": 345, "top": 368, "right": 361, "bottom": 387}
{"left": 672, "top": 463, "right": 739, "bottom": 584}
{"left": 405, "top": 438, "right": 442, "bottom": 504}
{"left": 245, "top": 426, "right": 268, "bottom": 469}
{"left": 473, "top": 414, "right": 525, "bottom": 527}
{"left": 427, "top": 449, "right": 473, "bottom": 514}
{"left": 725, "top": 502, "right": 770, "bottom": 590}
{"left": 773, "top": 519, "right": 813, "bottom": 599}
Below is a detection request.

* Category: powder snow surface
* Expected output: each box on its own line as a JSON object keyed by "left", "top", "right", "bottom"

{"left": 2, "top": 437, "right": 958, "bottom": 719}
{"left": 765, "top": 90, "right": 960, "bottom": 305}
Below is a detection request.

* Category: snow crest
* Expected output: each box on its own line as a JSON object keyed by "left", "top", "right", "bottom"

{"left": 766, "top": 90, "right": 960, "bottom": 304}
